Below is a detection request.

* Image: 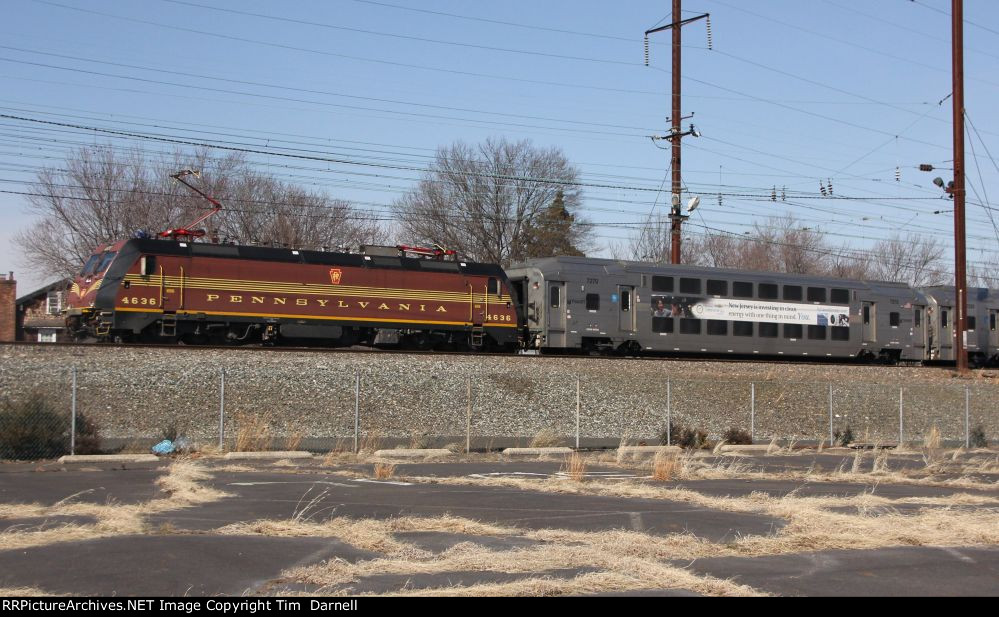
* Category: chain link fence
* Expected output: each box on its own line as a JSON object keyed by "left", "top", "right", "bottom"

{"left": 1, "top": 357, "right": 997, "bottom": 460}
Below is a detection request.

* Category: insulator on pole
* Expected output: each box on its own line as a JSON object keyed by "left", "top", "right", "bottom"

{"left": 705, "top": 15, "right": 713, "bottom": 50}
{"left": 827, "top": 179, "right": 833, "bottom": 195}
{"left": 896, "top": 166, "right": 902, "bottom": 181}
{"left": 781, "top": 186, "right": 786, "bottom": 201}
{"left": 771, "top": 186, "right": 777, "bottom": 202}
{"left": 644, "top": 35, "right": 650, "bottom": 66}
{"left": 820, "top": 182, "right": 827, "bottom": 197}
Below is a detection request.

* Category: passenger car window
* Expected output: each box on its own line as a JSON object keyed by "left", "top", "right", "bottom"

{"left": 733, "top": 321, "right": 753, "bottom": 337}
{"left": 807, "top": 287, "right": 826, "bottom": 303}
{"left": 550, "top": 287, "right": 560, "bottom": 309}
{"left": 652, "top": 276, "right": 674, "bottom": 292}
{"left": 967, "top": 316, "right": 976, "bottom": 330}
{"left": 784, "top": 324, "right": 803, "bottom": 339}
{"left": 707, "top": 320, "right": 727, "bottom": 335}
{"left": 652, "top": 317, "right": 674, "bottom": 333}
{"left": 759, "top": 323, "right": 778, "bottom": 338}
{"left": 759, "top": 284, "right": 778, "bottom": 300}
{"left": 733, "top": 282, "right": 753, "bottom": 298}
{"left": 890, "top": 312, "right": 900, "bottom": 327}
{"left": 586, "top": 294, "right": 600, "bottom": 311}
{"left": 679, "top": 278, "right": 701, "bottom": 294}
{"left": 831, "top": 288, "right": 850, "bottom": 304}
{"left": 808, "top": 325, "right": 827, "bottom": 340}
{"left": 707, "top": 280, "right": 727, "bottom": 296}
{"left": 783, "top": 286, "right": 803, "bottom": 301}
{"left": 679, "top": 319, "right": 701, "bottom": 334}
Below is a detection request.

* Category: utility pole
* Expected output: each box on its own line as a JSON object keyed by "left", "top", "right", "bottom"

{"left": 952, "top": 0, "right": 969, "bottom": 374}
{"left": 645, "top": 2, "right": 708, "bottom": 264}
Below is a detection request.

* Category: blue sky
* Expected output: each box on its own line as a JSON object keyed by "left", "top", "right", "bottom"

{"left": 2, "top": 0, "right": 998, "bottom": 292}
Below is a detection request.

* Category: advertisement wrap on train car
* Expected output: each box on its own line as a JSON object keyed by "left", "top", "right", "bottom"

{"left": 650, "top": 296, "right": 850, "bottom": 327}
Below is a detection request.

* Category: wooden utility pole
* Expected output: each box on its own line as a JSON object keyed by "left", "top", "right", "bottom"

{"left": 952, "top": 0, "right": 968, "bottom": 373}
{"left": 645, "top": 2, "right": 708, "bottom": 264}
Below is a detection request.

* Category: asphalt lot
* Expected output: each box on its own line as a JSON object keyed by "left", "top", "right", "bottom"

{"left": 0, "top": 454, "right": 996, "bottom": 596}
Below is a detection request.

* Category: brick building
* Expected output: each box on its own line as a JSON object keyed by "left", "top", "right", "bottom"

{"left": 16, "top": 279, "right": 71, "bottom": 342}
{"left": 0, "top": 272, "right": 14, "bottom": 342}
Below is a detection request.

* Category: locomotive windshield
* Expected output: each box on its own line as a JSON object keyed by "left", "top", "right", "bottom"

{"left": 96, "top": 251, "right": 117, "bottom": 274}
{"left": 80, "top": 254, "right": 101, "bottom": 276}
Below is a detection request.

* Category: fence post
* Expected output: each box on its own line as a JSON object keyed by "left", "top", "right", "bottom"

{"left": 828, "top": 383, "right": 834, "bottom": 446}
{"left": 575, "top": 376, "right": 581, "bottom": 450}
{"left": 750, "top": 382, "right": 756, "bottom": 443}
{"left": 466, "top": 374, "right": 472, "bottom": 454}
{"left": 354, "top": 368, "right": 360, "bottom": 454}
{"left": 70, "top": 366, "right": 77, "bottom": 456}
{"left": 218, "top": 367, "right": 225, "bottom": 450}
{"left": 965, "top": 386, "right": 970, "bottom": 449}
{"left": 898, "top": 386, "right": 904, "bottom": 446}
{"left": 666, "top": 377, "right": 671, "bottom": 446}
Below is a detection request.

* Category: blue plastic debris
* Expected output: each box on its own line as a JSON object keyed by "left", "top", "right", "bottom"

{"left": 152, "top": 440, "right": 175, "bottom": 455}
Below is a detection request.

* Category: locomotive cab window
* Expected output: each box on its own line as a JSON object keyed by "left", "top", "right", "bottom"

{"left": 81, "top": 254, "right": 101, "bottom": 276}
{"left": 679, "top": 278, "right": 701, "bottom": 294}
{"left": 759, "top": 284, "right": 778, "bottom": 300}
{"left": 733, "top": 282, "right": 753, "bottom": 298}
{"left": 831, "top": 288, "right": 850, "bottom": 304}
{"left": 807, "top": 287, "right": 826, "bottom": 303}
{"left": 96, "top": 251, "right": 117, "bottom": 274}
{"left": 586, "top": 294, "right": 600, "bottom": 311}
{"left": 707, "top": 280, "right": 727, "bottom": 296}
{"left": 488, "top": 277, "right": 499, "bottom": 295}
{"left": 652, "top": 276, "right": 674, "bottom": 292}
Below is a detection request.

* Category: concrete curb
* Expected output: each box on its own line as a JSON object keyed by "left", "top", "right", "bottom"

{"left": 222, "top": 451, "right": 313, "bottom": 460}
{"left": 373, "top": 449, "right": 454, "bottom": 459}
{"left": 58, "top": 454, "right": 160, "bottom": 464}
{"left": 616, "top": 446, "right": 683, "bottom": 460}
{"left": 502, "top": 447, "right": 574, "bottom": 457}
{"left": 717, "top": 445, "right": 776, "bottom": 454}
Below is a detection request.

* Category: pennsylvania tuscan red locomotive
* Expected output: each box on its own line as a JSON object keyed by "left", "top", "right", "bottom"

{"left": 63, "top": 171, "right": 520, "bottom": 350}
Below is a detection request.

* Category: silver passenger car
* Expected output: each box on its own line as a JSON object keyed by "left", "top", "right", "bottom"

{"left": 507, "top": 257, "right": 930, "bottom": 363}
{"left": 920, "top": 286, "right": 999, "bottom": 365}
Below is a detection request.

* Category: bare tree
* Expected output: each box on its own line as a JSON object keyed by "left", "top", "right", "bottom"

{"left": 868, "top": 233, "right": 948, "bottom": 287}
{"left": 16, "top": 145, "right": 383, "bottom": 280}
{"left": 393, "top": 137, "right": 592, "bottom": 266}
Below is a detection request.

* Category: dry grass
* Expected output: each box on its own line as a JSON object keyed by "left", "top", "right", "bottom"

{"left": 562, "top": 452, "right": 587, "bottom": 482}
{"left": 529, "top": 428, "right": 562, "bottom": 448}
{"left": 284, "top": 431, "right": 304, "bottom": 452}
{"left": 0, "top": 461, "right": 230, "bottom": 551}
{"left": 925, "top": 426, "right": 942, "bottom": 450}
{"left": 234, "top": 413, "right": 272, "bottom": 452}
{"left": 282, "top": 528, "right": 766, "bottom": 597}
{"left": 651, "top": 451, "right": 680, "bottom": 482}
{"left": 0, "top": 587, "right": 56, "bottom": 596}
{"left": 373, "top": 463, "right": 397, "bottom": 480}
{"left": 359, "top": 431, "right": 383, "bottom": 455}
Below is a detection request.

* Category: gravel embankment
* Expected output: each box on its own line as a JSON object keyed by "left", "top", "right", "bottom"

{"left": 1, "top": 344, "right": 996, "bottom": 448}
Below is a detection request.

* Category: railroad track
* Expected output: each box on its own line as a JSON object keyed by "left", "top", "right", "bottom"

{"left": 0, "top": 340, "right": 957, "bottom": 371}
